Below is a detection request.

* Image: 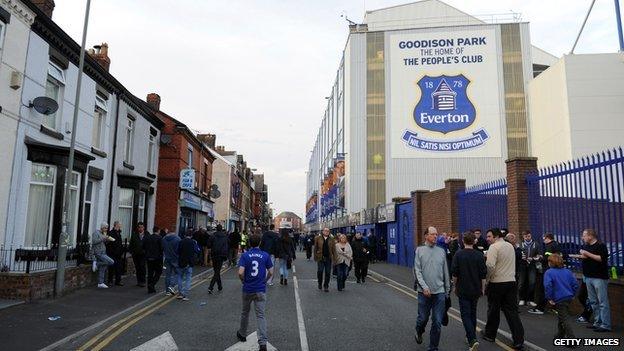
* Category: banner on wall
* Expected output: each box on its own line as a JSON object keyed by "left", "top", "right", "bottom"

{"left": 389, "top": 27, "right": 503, "bottom": 158}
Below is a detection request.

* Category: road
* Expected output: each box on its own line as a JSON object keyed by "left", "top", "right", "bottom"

{"left": 42, "top": 252, "right": 521, "bottom": 351}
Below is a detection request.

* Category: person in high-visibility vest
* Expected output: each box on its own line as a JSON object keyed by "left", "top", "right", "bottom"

{"left": 240, "top": 231, "right": 248, "bottom": 252}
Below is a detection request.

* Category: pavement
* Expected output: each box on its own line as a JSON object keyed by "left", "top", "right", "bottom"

{"left": 0, "top": 253, "right": 622, "bottom": 351}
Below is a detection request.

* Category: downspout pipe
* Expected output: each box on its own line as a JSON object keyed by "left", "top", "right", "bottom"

{"left": 107, "top": 93, "right": 122, "bottom": 224}
{"left": 615, "top": 0, "right": 624, "bottom": 52}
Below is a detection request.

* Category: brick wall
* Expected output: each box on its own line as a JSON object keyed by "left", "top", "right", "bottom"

{"left": 506, "top": 157, "right": 537, "bottom": 234}
{"left": 412, "top": 179, "right": 465, "bottom": 246}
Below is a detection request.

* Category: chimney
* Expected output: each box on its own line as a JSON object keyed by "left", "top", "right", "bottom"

{"left": 88, "top": 43, "right": 111, "bottom": 71}
{"left": 146, "top": 93, "right": 161, "bottom": 111}
{"left": 198, "top": 134, "right": 216, "bottom": 149}
{"left": 32, "top": 0, "right": 55, "bottom": 18}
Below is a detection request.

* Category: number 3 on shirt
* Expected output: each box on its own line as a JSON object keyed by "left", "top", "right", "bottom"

{"left": 251, "top": 260, "right": 259, "bottom": 277}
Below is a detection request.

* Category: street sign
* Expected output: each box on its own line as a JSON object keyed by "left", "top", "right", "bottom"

{"left": 179, "top": 169, "right": 195, "bottom": 189}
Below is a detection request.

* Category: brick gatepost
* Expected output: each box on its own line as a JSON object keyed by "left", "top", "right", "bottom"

{"left": 411, "top": 190, "right": 429, "bottom": 246}
{"left": 445, "top": 179, "right": 466, "bottom": 234}
{"left": 506, "top": 157, "right": 538, "bottom": 235}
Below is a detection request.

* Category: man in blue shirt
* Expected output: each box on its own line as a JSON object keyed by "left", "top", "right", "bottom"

{"left": 237, "top": 234, "right": 274, "bottom": 351}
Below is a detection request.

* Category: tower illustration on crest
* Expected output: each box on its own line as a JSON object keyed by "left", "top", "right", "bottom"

{"left": 431, "top": 78, "right": 456, "bottom": 111}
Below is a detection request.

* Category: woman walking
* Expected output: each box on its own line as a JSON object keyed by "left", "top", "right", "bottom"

{"left": 335, "top": 234, "right": 353, "bottom": 291}
{"left": 276, "top": 231, "right": 296, "bottom": 285}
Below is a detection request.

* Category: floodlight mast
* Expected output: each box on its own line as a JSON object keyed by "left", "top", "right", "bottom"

{"left": 55, "top": 0, "right": 92, "bottom": 297}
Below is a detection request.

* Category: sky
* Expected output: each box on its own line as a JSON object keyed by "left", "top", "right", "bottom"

{"left": 52, "top": 0, "right": 622, "bottom": 219}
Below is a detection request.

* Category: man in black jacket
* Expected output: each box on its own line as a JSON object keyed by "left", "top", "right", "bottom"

{"left": 351, "top": 232, "right": 369, "bottom": 283}
{"left": 129, "top": 222, "right": 148, "bottom": 287}
{"left": 228, "top": 229, "right": 241, "bottom": 266}
{"left": 260, "top": 224, "right": 279, "bottom": 286}
{"left": 209, "top": 224, "right": 229, "bottom": 294}
{"left": 144, "top": 226, "right": 163, "bottom": 293}
{"left": 178, "top": 231, "right": 199, "bottom": 300}
{"left": 106, "top": 221, "right": 124, "bottom": 286}
{"left": 529, "top": 232, "right": 561, "bottom": 315}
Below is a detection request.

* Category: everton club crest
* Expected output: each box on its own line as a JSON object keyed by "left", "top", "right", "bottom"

{"left": 402, "top": 74, "right": 489, "bottom": 152}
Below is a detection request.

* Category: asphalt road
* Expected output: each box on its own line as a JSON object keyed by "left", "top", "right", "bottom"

{"left": 47, "top": 252, "right": 520, "bottom": 351}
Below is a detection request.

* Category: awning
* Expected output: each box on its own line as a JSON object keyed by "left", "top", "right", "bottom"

{"left": 355, "top": 224, "right": 375, "bottom": 232}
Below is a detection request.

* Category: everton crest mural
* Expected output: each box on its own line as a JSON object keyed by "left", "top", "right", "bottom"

{"left": 389, "top": 27, "right": 503, "bottom": 158}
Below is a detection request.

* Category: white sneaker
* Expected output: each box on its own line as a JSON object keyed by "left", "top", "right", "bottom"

{"left": 97, "top": 283, "right": 109, "bottom": 289}
{"left": 518, "top": 300, "right": 525, "bottom": 306}
{"left": 527, "top": 301, "right": 537, "bottom": 307}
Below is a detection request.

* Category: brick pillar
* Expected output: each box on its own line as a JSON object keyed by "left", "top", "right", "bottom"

{"left": 444, "top": 179, "right": 466, "bottom": 233}
{"left": 506, "top": 157, "right": 538, "bottom": 235}
{"left": 411, "top": 190, "right": 429, "bottom": 246}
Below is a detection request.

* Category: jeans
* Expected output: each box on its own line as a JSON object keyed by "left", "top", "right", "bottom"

{"left": 458, "top": 296, "right": 479, "bottom": 343}
{"left": 317, "top": 258, "right": 332, "bottom": 288}
{"left": 336, "top": 263, "right": 348, "bottom": 290}
{"left": 267, "top": 255, "right": 276, "bottom": 284}
{"left": 209, "top": 257, "right": 225, "bottom": 290}
{"left": 518, "top": 264, "right": 536, "bottom": 302}
{"left": 95, "top": 253, "right": 114, "bottom": 284}
{"left": 146, "top": 259, "right": 163, "bottom": 292}
{"left": 239, "top": 292, "right": 268, "bottom": 346}
{"left": 178, "top": 266, "right": 192, "bottom": 297}
{"left": 279, "top": 258, "right": 289, "bottom": 279}
{"left": 164, "top": 259, "right": 179, "bottom": 291}
{"left": 484, "top": 282, "right": 525, "bottom": 346}
{"left": 585, "top": 277, "right": 611, "bottom": 330}
{"left": 415, "top": 292, "right": 446, "bottom": 351}
{"left": 554, "top": 299, "right": 575, "bottom": 338}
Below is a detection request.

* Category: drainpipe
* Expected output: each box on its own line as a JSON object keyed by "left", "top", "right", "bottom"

{"left": 615, "top": 0, "right": 624, "bottom": 52}
{"left": 107, "top": 92, "right": 122, "bottom": 224}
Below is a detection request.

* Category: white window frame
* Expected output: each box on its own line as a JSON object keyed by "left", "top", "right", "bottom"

{"left": 147, "top": 133, "right": 156, "bottom": 173}
{"left": 187, "top": 146, "right": 193, "bottom": 167}
{"left": 48, "top": 61, "right": 66, "bottom": 84}
{"left": 118, "top": 188, "right": 134, "bottom": 240}
{"left": 83, "top": 180, "right": 94, "bottom": 241}
{"left": 44, "top": 77, "right": 62, "bottom": 130}
{"left": 66, "top": 171, "right": 81, "bottom": 247}
{"left": 92, "top": 108, "right": 106, "bottom": 150}
{"left": 25, "top": 164, "right": 57, "bottom": 248}
{"left": 124, "top": 117, "right": 134, "bottom": 163}
{"left": 137, "top": 192, "right": 146, "bottom": 224}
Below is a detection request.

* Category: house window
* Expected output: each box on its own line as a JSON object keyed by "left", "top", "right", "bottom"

{"left": 118, "top": 188, "right": 134, "bottom": 240}
{"left": 82, "top": 180, "right": 94, "bottom": 240}
{"left": 202, "top": 162, "right": 208, "bottom": 193}
{"left": 24, "top": 164, "right": 57, "bottom": 247}
{"left": 147, "top": 130, "right": 157, "bottom": 173}
{"left": 92, "top": 95, "right": 107, "bottom": 149}
{"left": 137, "top": 192, "right": 146, "bottom": 224}
{"left": 124, "top": 117, "right": 134, "bottom": 163}
{"left": 66, "top": 172, "right": 81, "bottom": 246}
{"left": 187, "top": 146, "right": 193, "bottom": 167}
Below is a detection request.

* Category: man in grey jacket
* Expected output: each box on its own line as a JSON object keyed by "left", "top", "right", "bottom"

{"left": 92, "top": 222, "right": 115, "bottom": 289}
{"left": 414, "top": 226, "right": 450, "bottom": 351}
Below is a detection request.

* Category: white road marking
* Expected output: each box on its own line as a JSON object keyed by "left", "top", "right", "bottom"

{"left": 130, "top": 331, "right": 178, "bottom": 351}
{"left": 292, "top": 266, "right": 310, "bottom": 351}
{"left": 224, "top": 332, "right": 277, "bottom": 351}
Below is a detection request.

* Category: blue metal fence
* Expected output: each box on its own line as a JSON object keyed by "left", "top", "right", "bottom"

{"left": 527, "top": 147, "right": 624, "bottom": 273}
{"left": 458, "top": 179, "right": 508, "bottom": 233}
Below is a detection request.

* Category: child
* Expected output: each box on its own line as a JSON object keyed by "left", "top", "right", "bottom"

{"left": 544, "top": 254, "right": 579, "bottom": 342}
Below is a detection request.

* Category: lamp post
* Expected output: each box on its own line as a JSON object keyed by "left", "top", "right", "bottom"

{"left": 55, "top": 0, "right": 92, "bottom": 297}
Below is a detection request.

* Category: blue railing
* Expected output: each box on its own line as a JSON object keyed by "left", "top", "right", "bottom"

{"left": 527, "top": 147, "right": 624, "bottom": 273}
{"left": 458, "top": 179, "right": 508, "bottom": 233}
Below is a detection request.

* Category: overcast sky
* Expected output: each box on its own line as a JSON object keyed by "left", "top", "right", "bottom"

{"left": 53, "top": 0, "right": 621, "bottom": 218}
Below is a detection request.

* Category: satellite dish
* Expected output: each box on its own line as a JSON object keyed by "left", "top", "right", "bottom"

{"left": 160, "top": 134, "right": 172, "bottom": 145}
{"left": 29, "top": 96, "right": 58, "bottom": 115}
{"left": 210, "top": 189, "right": 221, "bottom": 199}
{"left": 210, "top": 184, "right": 219, "bottom": 191}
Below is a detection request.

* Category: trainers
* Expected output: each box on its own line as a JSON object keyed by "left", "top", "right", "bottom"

{"left": 469, "top": 340, "right": 480, "bottom": 351}
{"left": 182, "top": 297, "right": 190, "bottom": 301}
{"left": 518, "top": 300, "right": 525, "bottom": 306}
{"left": 527, "top": 301, "right": 537, "bottom": 307}
{"left": 415, "top": 331, "right": 423, "bottom": 344}
{"left": 236, "top": 331, "right": 246, "bottom": 342}
{"left": 176, "top": 295, "right": 183, "bottom": 300}
{"left": 208, "top": 289, "right": 213, "bottom": 295}
{"left": 97, "top": 283, "right": 109, "bottom": 289}
{"left": 575, "top": 316, "right": 588, "bottom": 323}
{"left": 527, "top": 308, "right": 544, "bottom": 315}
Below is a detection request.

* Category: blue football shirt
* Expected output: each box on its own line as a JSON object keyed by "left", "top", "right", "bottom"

{"left": 239, "top": 247, "right": 273, "bottom": 293}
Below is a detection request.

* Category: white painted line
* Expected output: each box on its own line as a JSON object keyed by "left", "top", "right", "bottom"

{"left": 39, "top": 268, "right": 214, "bottom": 351}
{"left": 368, "top": 269, "right": 547, "bottom": 351}
{"left": 292, "top": 266, "right": 309, "bottom": 351}
{"left": 130, "top": 331, "right": 178, "bottom": 351}
{"left": 292, "top": 265, "right": 296, "bottom": 274}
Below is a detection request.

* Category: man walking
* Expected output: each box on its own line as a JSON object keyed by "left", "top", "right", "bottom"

{"left": 482, "top": 228, "right": 524, "bottom": 350}
{"left": 162, "top": 228, "right": 181, "bottom": 295}
{"left": 351, "top": 232, "right": 369, "bottom": 283}
{"left": 106, "top": 221, "right": 124, "bottom": 286}
{"left": 129, "top": 222, "right": 148, "bottom": 287}
{"left": 209, "top": 224, "right": 229, "bottom": 294}
{"left": 414, "top": 226, "right": 450, "bottom": 351}
{"left": 177, "top": 230, "right": 200, "bottom": 301}
{"left": 228, "top": 229, "right": 241, "bottom": 266}
{"left": 451, "top": 232, "right": 486, "bottom": 351}
{"left": 144, "top": 226, "right": 163, "bottom": 294}
{"left": 314, "top": 227, "right": 336, "bottom": 292}
{"left": 260, "top": 224, "right": 279, "bottom": 286}
{"left": 572, "top": 229, "right": 611, "bottom": 332}
{"left": 236, "top": 234, "right": 273, "bottom": 351}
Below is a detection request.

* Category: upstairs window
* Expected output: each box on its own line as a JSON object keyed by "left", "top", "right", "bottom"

{"left": 92, "top": 95, "right": 108, "bottom": 149}
{"left": 43, "top": 62, "right": 65, "bottom": 130}
{"left": 124, "top": 117, "right": 134, "bottom": 163}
